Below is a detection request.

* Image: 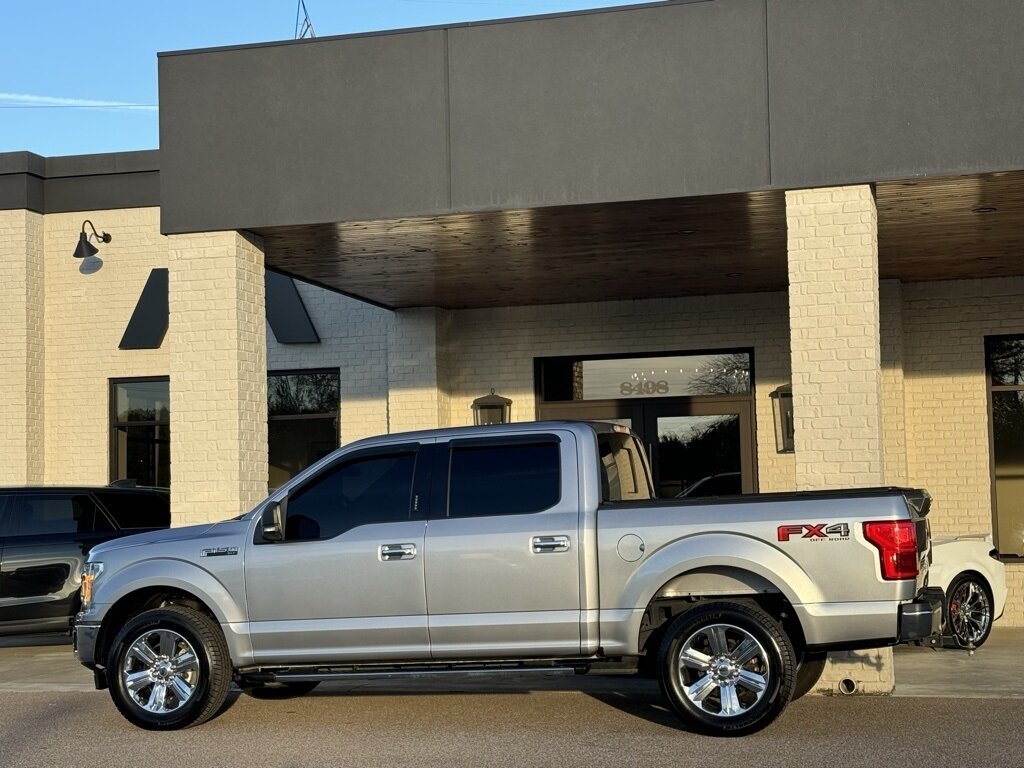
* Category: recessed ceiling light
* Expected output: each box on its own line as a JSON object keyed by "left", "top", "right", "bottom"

{"left": 973, "top": 206, "right": 998, "bottom": 214}
{"left": 725, "top": 272, "right": 743, "bottom": 278}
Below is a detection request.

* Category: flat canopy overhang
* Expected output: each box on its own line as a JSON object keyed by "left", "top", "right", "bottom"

{"left": 256, "top": 171, "right": 1024, "bottom": 310}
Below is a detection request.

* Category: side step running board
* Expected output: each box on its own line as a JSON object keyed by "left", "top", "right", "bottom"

{"left": 268, "top": 667, "right": 580, "bottom": 683}
{"left": 239, "top": 659, "right": 597, "bottom": 685}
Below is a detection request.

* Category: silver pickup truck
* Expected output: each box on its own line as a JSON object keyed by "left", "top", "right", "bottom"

{"left": 74, "top": 421, "right": 942, "bottom": 736}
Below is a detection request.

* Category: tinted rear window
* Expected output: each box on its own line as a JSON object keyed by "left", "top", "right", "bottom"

{"left": 14, "top": 494, "right": 113, "bottom": 536}
{"left": 598, "top": 432, "right": 652, "bottom": 502}
{"left": 447, "top": 442, "right": 560, "bottom": 518}
{"left": 95, "top": 492, "right": 170, "bottom": 529}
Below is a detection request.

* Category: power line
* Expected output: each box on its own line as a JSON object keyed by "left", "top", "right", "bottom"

{"left": 0, "top": 104, "right": 157, "bottom": 110}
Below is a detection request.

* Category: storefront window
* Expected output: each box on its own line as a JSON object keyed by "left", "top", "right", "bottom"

{"left": 268, "top": 369, "right": 340, "bottom": 491}
{"left": 986, "top": 336, "right": 1024, "bottom": 557}
{"left": 110, "top": 378, "right": 170, "bottom": 488}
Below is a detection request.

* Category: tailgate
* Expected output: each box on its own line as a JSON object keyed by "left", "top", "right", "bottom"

{"left": 902, "top": 489, "right": 932, "bottom": 591}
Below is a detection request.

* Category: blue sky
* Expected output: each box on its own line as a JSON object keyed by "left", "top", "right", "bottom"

{"left": 0, "top": 0, "right": 647, "bottom": 157}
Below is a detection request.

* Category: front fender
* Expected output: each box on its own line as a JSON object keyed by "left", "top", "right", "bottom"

{"left": 92, "top": 558, "right": 245, "bottom": 624}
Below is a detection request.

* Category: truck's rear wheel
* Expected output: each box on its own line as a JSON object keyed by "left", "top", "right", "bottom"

{"left": 657, "top": 602, "right": 796, "bottom": 736}
{"left": 792, "top": 651, "right": 827, "bottom": 700}
{"left": 107, "top": 605, "right": 232, "bottom": 730}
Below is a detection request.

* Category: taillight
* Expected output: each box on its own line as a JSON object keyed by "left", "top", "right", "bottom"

{"left": 864, "top": 520, "right": 918, "bottom": 580}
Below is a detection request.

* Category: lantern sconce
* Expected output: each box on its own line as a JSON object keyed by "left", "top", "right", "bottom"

{"left": 471, "top": 388, "right": 512, "bottom": 426}
{"left": 770, "top": 384, "right": 795, "bottom": 453}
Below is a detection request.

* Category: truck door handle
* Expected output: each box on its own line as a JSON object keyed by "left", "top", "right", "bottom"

{"left": 380, "top": 543, "right": 416, "bottom": 561}
{"left": 532, "top": 535, "right": 570, "bottom": 553}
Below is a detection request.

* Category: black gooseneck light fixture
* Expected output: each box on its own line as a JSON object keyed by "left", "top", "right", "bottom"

{"left": 73, "top": 220, "right": 112, "bottom": 259}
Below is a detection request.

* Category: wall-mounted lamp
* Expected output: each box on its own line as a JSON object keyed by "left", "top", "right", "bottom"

{"left": 471, "top": 388, "right": 512, "bottom": 426}
{"left": 73, "top": 220, "right": 112, "bottom": 259}
{"left": 770, "top": 384, "right": 795, "bottom": 453}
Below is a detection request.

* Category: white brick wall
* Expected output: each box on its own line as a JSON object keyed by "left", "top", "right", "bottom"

{"left": 41, "top": 208, "right": 168, "bottom": 486}
{"left": 387, "top": 308, "right": 456, "bottom": 434}
{"left": 267, "top": 280, "right": 391, "bottom": 444}
{"left": 786, "top": 185, "right": 885, "bottom": 490}
{"left": 902, "top": 277, "right": 1024, "bottom": 626}
{"left": 0, "top": 209, "right": 45, "bottom": 485}
{"left": 168, "top": 231, "right": 268, "bottom": 525}
{"left": 786, "top": 185, "right": 892, "bottom": 693}
{"left": 441, "top": 293, "right": 795, "bottom": 492}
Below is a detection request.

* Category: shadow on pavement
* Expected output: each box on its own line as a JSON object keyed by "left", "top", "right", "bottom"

{"left": 0, "top": 633, "right": 71, "bottom": 649}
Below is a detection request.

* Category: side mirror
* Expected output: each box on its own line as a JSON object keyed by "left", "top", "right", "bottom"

{"left": 261, "top": 499, "right": 286, "bottom": 542}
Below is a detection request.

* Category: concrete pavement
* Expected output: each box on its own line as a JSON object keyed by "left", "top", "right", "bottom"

{"left": 0, "top": 630, "right": 1022, "bottom": 768}
{"left": 4, "top": 628, "right": 1023, "bottom": 696}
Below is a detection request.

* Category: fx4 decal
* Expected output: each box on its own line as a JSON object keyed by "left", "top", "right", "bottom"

{"left": 777, "top": 523, "right": 850, "bottom": 542}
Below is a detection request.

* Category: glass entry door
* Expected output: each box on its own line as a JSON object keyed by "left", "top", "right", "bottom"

{"left": 537, "top": 397, "right": 755, "bottom": 498}
{"left": 644, "top": 400, "right": 753, "bottom": 498}
{"left": 535, "top": 350, "right": 757, "bottom": 498}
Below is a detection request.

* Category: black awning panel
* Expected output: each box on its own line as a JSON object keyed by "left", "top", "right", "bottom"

{"left": 119, "top": 268, "right": 168, "bottom": 350}
{"left": 266, "top": 270, "right": 319, "bottom": 344}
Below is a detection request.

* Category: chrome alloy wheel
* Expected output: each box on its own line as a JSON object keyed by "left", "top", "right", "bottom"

{"left": 122, "top": 629, "right": 200, "bottom": 714}
{"left": 677, "top": 623, "right": 770, "bottom": 718}
{"left": 949, "top": 579, "right": 992, "bottom": 646}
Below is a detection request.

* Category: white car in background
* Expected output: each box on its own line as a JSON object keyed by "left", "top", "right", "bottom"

{"left": 930, "top": 535, "right": 1007, "bottom": 648}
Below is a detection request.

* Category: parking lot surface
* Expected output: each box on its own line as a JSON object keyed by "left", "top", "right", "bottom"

{"left": 1, "top": 631, "right": 1022, "bottom": 767}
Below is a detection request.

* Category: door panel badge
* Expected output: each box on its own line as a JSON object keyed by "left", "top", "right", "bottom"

{"left": 201, "top": 546, "right": 239, "bottom": 557}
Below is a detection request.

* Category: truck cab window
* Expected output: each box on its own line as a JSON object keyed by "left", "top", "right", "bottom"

{"left": 447, "top": 442, "right": 560, "bottom": 517}
{"left": 598, "top": 433, "right": 652, "bottom": 502}
{"left": 284, "top": 451, "right": 416, "bottom": 541}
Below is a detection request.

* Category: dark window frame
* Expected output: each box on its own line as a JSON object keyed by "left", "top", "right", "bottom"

{"left": 535, "top": 348, "right": 758, "bottom": 496}
{"left": 108, "top": 376, "right": 171, "bottom": 488}
{"left": 985, "top": 335, "right": 1024, "bottom": 562}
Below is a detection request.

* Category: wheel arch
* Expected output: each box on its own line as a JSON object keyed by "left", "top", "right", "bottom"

{"left": 635, "top": 565, "right": 809, "bottom": 661}
{"left": 618, "top": 533, "right": 820, "bottom": 657}
{"left": 95, "top": 585, "right": 218, "bottom": 668}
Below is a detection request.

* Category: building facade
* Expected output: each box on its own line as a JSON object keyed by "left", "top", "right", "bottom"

{"left": 3, "top": 0, "right": 1024, "bottom": 690}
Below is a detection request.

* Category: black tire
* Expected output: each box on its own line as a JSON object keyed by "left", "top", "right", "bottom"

{"left": 946, "top": 573, "right": 994, "bottom": 648}
{"left": 243, "top": 681, "right": 321, "bottom": 699}
{"left": 107, "top": 606, "right": 233, "bottom": 730}
{"left": 657, "top": 601, "right": 796, "bottom": 736}
{"left": 791, "top": 651, "right": 827, "bottom": 701}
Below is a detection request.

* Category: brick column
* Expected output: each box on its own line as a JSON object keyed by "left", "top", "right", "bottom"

{"left": 168, "top": 231, "right": 268, "bottom": 526}
{"left": 0, "top": 209, "right": 45, "bottom": 484}
{"left": 387, "top": 308, "right": 452, "bottom": 433}
{"left": 786, "top": 185, "right": 893, "bottom": 693}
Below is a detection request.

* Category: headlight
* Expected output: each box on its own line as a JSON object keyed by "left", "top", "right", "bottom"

{"left": 81, "top": 562, "right": 104, "bottom": 609}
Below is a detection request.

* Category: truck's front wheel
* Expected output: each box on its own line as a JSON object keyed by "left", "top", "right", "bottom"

{"left": 107, "top": 605, "right": 233, "bottom": 730}
{"left": 657, "top": 602, "right": 796, "bottom": 736}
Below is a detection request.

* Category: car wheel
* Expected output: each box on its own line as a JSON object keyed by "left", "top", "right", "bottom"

{"left": 107, "top": 605, "right": 232, "bottom": 730}
{"left": 791, "top": 651, "right": 827, "bottom": 701}
{"left": 657, "top": 601, "right": 796, "bottom": 736}
{"left": 242, "top": 681, "right": 321, "bottom": 699}
{"left": 946, "top": 573, "right": 994, "bottom": 648}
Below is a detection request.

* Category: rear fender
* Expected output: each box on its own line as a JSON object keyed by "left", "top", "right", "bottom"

{"left": 614, "top": 533, "right": 823, "bottom": 654}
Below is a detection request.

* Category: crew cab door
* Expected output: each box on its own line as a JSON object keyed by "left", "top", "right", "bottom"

{"left": 244, "top": 442, "right": 431, "bottom": 664}
{"left": 424, "top": 432, "right": 582, "bottom": 658}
